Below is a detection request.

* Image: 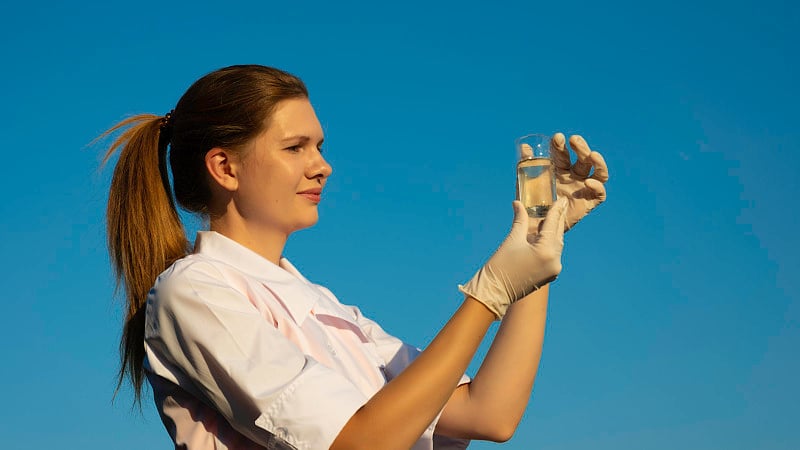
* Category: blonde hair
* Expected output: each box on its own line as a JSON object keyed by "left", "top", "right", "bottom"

{"left": 100, "top": 65, "right": 308, "bottom": 402}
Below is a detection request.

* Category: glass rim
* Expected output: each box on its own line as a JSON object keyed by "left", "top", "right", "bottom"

{"left": 515, "top": 133, "right": 552, "bottom": 161}
{"left": 514, "top": 133, "right": 551, "bottom": 147}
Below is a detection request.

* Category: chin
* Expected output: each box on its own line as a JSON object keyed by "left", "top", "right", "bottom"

{"left": 292, "top": 214, "right": 320, "bottom": 232}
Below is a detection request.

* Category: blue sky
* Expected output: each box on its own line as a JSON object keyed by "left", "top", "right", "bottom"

{"left": 0, "top": 1, "right": 797, "bottom": 448}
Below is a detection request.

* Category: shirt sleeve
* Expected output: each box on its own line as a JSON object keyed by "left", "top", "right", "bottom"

{"left": 144, "top": 261, "right": 367, "bottom": 450}
{"left": 345, "top": 304, "right": 470, "bottom": 385}
{"left": 344, "top": 303, "right": 472, "bottom": 449}
{"left": 345, "top": 304, "right": 424, "bottom": 381}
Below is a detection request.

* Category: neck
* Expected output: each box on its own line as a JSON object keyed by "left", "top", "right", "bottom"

{"left": 209, "top": 218, "right": 288, "bottom": 265}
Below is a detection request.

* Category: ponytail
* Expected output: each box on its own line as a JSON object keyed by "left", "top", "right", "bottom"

{"left": 100, "top": 114, "right": 189, "bottom": 402}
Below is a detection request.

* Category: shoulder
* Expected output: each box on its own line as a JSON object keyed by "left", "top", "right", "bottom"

{"left": 155, "top": 254, "right": 223, "bottom": 292}
{"left": 150, "top": 254, "right": 252, "bottom": 314}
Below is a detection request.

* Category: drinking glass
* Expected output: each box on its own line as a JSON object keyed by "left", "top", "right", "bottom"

{"left": 515, "top": 134, "right": 557, "bottom": 218}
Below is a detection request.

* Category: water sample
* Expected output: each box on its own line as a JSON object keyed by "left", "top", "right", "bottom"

{"left": 517, "top": 157, "right": 556, "bottom": 218}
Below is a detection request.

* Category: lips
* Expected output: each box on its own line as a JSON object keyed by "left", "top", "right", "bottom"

{"left": 297, "top": 188, "right": 322, "bottom": 203}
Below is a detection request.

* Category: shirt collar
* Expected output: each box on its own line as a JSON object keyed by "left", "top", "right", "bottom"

{"left": 193, "top": 231, "right": 321, "bottom": 325}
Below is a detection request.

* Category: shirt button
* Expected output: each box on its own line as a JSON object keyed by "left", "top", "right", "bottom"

{"left": 326, "top": 341, "right": 337, "bottom": 356}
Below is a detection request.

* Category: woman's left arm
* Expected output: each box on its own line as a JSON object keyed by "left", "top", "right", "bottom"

{"left": 434, "top": 285, "right": 551, "bottom": 442}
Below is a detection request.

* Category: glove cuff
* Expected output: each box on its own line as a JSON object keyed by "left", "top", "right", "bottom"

{"left": 458, "top": 273, "right": 508, "bottom": 320}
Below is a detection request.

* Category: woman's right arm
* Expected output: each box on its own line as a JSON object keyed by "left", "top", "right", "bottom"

{"left": 331, "top": 198, "right": 569, "bottom": 450}
{"left": 331, "top": 297, "right": 495, "bottom": 450}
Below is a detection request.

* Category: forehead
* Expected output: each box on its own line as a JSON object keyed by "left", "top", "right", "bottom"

{"left": 263, "top": 97, "right": 323, "bottom": 140}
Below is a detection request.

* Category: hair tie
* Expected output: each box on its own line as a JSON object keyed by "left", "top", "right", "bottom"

{"left": 160, "top": 110, "right": 175, "bottom": 130}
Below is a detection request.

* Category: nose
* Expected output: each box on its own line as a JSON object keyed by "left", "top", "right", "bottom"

{"left": 307, "top": 151, "right": 332, "bottom": 180}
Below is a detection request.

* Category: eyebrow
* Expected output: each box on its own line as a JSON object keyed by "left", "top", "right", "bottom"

{"left": 280, "top": 135, "right": 324, "bottom": 145}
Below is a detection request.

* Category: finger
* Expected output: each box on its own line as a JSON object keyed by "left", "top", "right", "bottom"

{"left": 589, "top": 151, "right": 609, "bottom": 182}
{"left": 584, "top": 178, "right": 607, "bottom": 203}
{"left": 569, "top": 135, "right": 593, "bottom": 178}
{"left": 550, "top": 133, "right": 571, "bottom": 170}
{"left": 510, "top": 200, "right": 529, "bottom": 235}
{"left": 555, "top": 196, "right": 567, "bottom": 239}
{"left": 539, "top": 197, "right": 568, "bottom": 236}
{"left": 519, "top": 143, "right": 533, "bottom": 160}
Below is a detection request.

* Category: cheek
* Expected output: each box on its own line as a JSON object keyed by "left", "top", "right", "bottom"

{"left": 261, "top": 177, "right": 299, "bottom": 209}
{"left": 239, "top": 162, "right": 303, "bottom": 208}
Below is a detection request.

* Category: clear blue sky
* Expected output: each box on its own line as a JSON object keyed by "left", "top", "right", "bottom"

{"left": 1, "top": 1, "right": 797, "bottom": 448}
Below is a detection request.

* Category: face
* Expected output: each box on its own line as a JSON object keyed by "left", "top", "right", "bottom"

{"left": 231, "top": 97, "right": 332, "bottom": 236}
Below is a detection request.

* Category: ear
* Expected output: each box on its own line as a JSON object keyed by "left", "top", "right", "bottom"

{"left": 205, "top": 147, "right": 239, "bottom": 192}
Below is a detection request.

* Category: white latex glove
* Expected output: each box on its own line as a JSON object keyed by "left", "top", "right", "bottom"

{"left": 459, "top": 197, "right": 569, "bottom": 319}
{"left": 551, "top": 133, "right": 610, "bottom": 231}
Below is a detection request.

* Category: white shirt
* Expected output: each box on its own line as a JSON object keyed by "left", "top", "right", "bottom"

{"left": 144, "top": 231, "right": 470, "bottom": 449}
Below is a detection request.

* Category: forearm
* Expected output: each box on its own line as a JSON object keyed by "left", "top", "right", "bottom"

{"left": 438, "top": 285, "right": 550, "bottom": 441}
{"left": 331, "top": 297, "right": 496, "bottom": 450}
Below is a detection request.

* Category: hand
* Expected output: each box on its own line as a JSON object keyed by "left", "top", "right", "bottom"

{"left": 551, "top": 133, "right": 609, "bottom": 231}
{"left": 459, "top": 197, "right": 569, "bottom": 319}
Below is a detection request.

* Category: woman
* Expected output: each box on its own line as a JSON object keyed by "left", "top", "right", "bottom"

{"left": 102, "top": 65, "right": 608, "bottom": 449}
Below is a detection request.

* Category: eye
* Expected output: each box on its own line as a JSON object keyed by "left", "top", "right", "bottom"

{"left": 286, "top": 145, "right": 302, "bottom": 153}
{"left": 317, "top": 145, "right": 324, "bottom": 154}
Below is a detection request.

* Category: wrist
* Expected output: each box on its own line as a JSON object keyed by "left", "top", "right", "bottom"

{"left": 463, "top": 295, "right": 505, "bottom": 321}
{"left": 509, "top": 285, "right": 550, "bottom": 312}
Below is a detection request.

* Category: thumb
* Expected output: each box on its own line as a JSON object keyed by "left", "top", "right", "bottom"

{"left": 584, "top": 178, "right": 607, "bottom": 203}
{"left": 510, "top": 200, "right": 529, "bottom": 235}
{"left": 539, "top": 197, "right": 568, "bottom": 236}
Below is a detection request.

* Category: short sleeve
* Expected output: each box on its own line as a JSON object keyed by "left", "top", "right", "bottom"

{"left": 343, "top": 304, "right": 472, "bottom": 449}
{"left": 346, "top": 305, "right": 423, "bottom": 380}
{"left": 145, "top": 262, "right": 368, "bottom": 450}
{"left": 345, "top": 304, "right": 470, "bottom": 385}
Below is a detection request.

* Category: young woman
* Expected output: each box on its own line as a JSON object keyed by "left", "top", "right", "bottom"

{"left": 102, "top": 65, "right": 608, "bottom": 450}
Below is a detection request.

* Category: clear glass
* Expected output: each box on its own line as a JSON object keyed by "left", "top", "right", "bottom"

{"left": 515, "top": 133, "right": 557, "bottom": 218}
